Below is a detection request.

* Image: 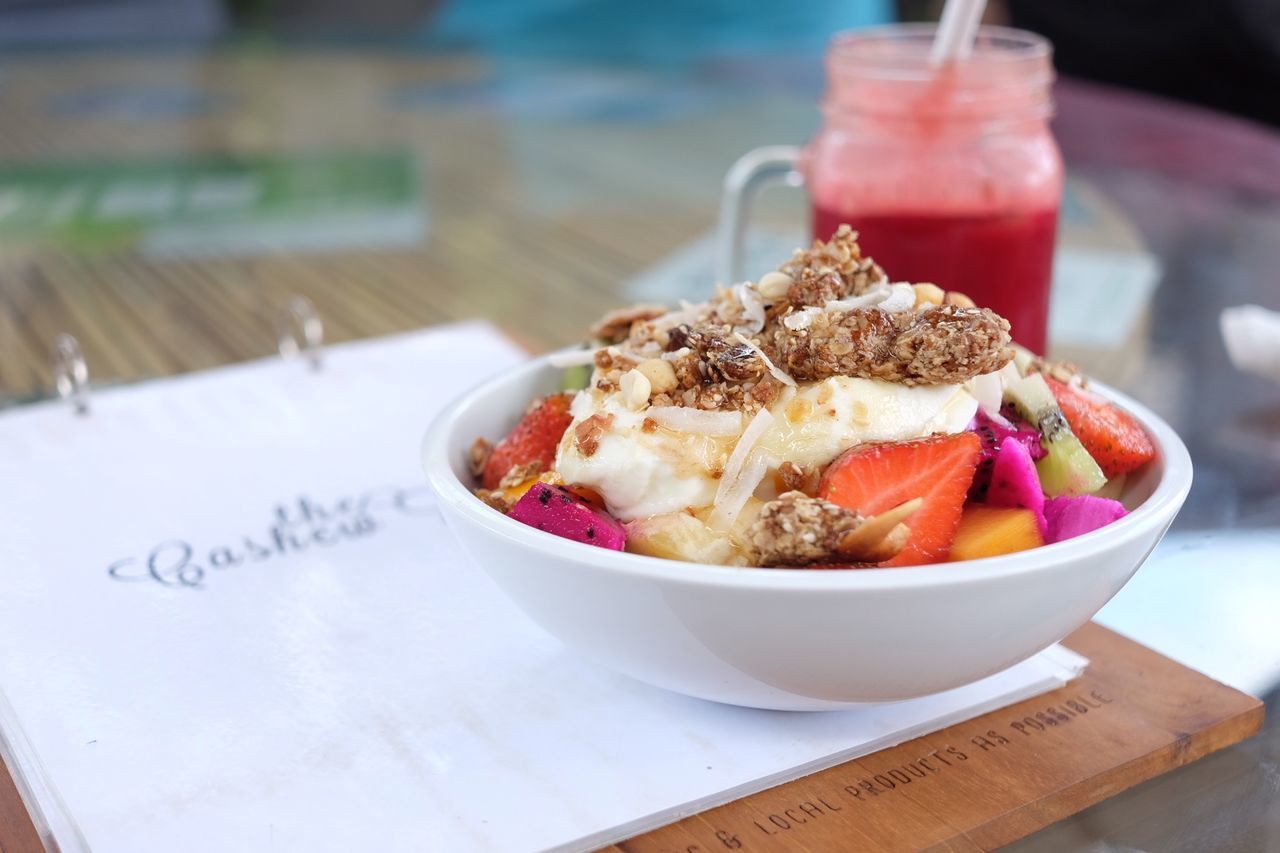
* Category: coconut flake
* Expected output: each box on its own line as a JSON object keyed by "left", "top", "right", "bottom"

{"left": 823, "top": 281, "right": 915, "bottom": 315}
{"left": 646, "top": 406, "right": 743, "bottom": 436}
{"left": 878, "top": 283, "right": 918, "bottom": 313}
{"left": 547, "top": 347, "right": 602, "bottom": 367}
{"left": 709, "top": 449, "right": 774, "bottom": 530}
{"left": 712, "top": 406, "right": 774, "bottom": 513}
{"left": 783, "top": 307, "right": 820, "bottom": 331}
{"left": 968, "top": 370, "right": 1004, "bottom": 416}
{"left": 639, "top": 301, "right": 707, "bottom": 339}
{"left": 733, "top": 283, "right": 767, "bottom": 334}
{"left": 825, "top": 282, "right": 893, "bottom": 312}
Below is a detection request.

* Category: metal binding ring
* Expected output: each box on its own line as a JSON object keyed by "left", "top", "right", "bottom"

{"left": 277, "top": 295, "right": 324, "bottom": 370}
{"left": 52, "top": 333, "right": 90, "bottom": 415}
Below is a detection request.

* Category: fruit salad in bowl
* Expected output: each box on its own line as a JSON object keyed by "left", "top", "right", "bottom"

{"left": 468, "top": 226, "right": 1157, "bottom": 570}
{"left": 422, "top": 225, "right": 1189, "bottom": 708}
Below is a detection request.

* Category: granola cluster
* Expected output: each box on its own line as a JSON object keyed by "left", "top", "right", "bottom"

{"left": 745, "top": 491, "right": 867, "bottom": 567}
{"left": 591, "top": 326, "right": 783, "bottom": 415}
{"left": 583, "top": 225, "right": 1013, "bottom": 414}
{"left": 745, "top": 491, "right": 920, "bottom": 567}
{"left": 772, "top": 304, "right": 1013, "bottom": 386}
{"left": 780, "top": 224, "right": 887, "bottom": 299}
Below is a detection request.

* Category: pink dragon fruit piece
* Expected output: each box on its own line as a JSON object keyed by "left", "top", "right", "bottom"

{"left": 1043, "top": 495, "right": 1128, "bottom": 544}
{"left": 969, "top": 409, "right": 1045, "bottom": 501}
{"left": 509, "top": 483, "right": 626, "bottom": 550}
{"left": 985, "top": 436, "right": 1047, "bottom": 535}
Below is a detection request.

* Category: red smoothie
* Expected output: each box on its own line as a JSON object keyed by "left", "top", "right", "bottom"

{"left": 813, "top": 206, "right": 1057, "bottom": 354}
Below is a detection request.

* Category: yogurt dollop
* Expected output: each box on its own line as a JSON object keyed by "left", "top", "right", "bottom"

{"left": 556, "top": 376, "right": 980, "bottom": 522}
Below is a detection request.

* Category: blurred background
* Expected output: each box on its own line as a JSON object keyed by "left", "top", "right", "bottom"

{"left": 0, "top": 2, "right": 1278, "bottom": 848}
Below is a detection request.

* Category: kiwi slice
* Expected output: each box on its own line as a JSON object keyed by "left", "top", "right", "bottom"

{"left": 560, "top": 364, "right": 591, "bottom": 391}
{"left": 1005, "top": 373, "right": 1107, "bottom": 497}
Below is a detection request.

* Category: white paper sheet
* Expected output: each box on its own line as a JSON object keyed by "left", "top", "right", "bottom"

{"left": 0, "top": 322, "right": 1085, "bottom": 853}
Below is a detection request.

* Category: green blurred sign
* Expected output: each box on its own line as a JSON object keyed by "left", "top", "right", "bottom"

{"left": 0, "top": 150, "right": 424, "bottom": 254}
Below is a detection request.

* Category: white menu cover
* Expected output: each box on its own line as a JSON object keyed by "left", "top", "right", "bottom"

{"left": 0, "top": 323, "right": 1085, "bottom": 852}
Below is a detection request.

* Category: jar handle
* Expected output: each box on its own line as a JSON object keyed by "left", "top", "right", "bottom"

{"left": 716, "top": 145, "right": 804, "bottom": 284}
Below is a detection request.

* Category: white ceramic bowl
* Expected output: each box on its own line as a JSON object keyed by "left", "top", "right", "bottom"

{"left": 423, "top": 355, "right": 1192, "bottom": 710}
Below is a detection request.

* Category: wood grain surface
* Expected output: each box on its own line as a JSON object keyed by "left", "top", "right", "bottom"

{"left": 607, "top": 623, "right": 1263, "bottom": 853}
{"left": 0, "top": 752, "right": 42, "bottom": 853}
{"left": 0, "top": 50, "right": 804, "bottom": 402}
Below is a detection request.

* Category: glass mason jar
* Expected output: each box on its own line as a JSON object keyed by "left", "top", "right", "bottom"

{"left": 720, "top": 25, "right": 1063, "bottom": 354}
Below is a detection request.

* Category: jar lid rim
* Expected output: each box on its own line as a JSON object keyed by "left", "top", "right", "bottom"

{"left": 829, "top": 23, "right": 1052, "bottom": 77}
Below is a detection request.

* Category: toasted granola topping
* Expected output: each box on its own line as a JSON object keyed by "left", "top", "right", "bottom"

{"left": 474, "top": 488, "right": 513, "bottom": 513}
{"left": 746, "top": 492, "right": 866, "bottom": 567}
{"left": 497, "top": 460, "right": 543, "bottom": 489}
{"left": 786, "top": 268, "right": 846, "bottom": 308}
{"left": 777, "top": 460, "right": 819, "bottom": 496}
{"left": 780, "top": 225, "right": 887, "bottom": 302}
{"left": 674, "top": 323, "right": 767, "bottom": 382}
{"left": 573, "top": 413, "right": 614, "bottom": 457}
{"left": 590, "top": 303, "right": 670, "bottom": 344}
{"left": 773, "top": 304, "right": 1013, "bottom": 386}
{"left": 746, "top": 492, "right": 922, "bottom": 567}
{"left": 574, "top": 228, "right": 1012, "bottom": 421}
{"left": 468, "top": 438, "right": 494, "bottom": 479}
{"left": 1026, "top": 356, "right": 1085, "bottom": 386}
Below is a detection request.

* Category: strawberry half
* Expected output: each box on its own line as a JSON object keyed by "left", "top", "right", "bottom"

{"left": 482, "top": 393, "right": 575, "bottom": 489}
{"left": 1046, "top": 378, "right": 1155, "bottom": 478}
{"left": 818, "top": 433, "right": 982, "bottom": 567}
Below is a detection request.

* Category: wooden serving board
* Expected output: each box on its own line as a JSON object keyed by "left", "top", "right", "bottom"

{"left": 607, "top": 623, "right": 1264, "bottom": 853}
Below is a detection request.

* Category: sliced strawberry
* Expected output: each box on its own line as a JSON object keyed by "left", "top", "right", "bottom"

{"left": 1046, "top": 378, "right": 1155, "bottom": 478}
{"left": 818, "top": 433, "right": 982, "bottom": 567}
{"left": 482, "top": 393, "right": 575, "bottom": 489}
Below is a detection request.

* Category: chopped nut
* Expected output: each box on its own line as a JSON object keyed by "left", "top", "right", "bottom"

{"left": 497, "top": 460, "right": 543, "bottom": 490}
{"left": 913, "top": 283, "right": 945, "bottom": 307}
{"left": 589, "top": 303, "right": 670, "bottom": 344}
{"left": 1048, "top": 362, "right": 1073, "bottom": 382}
{"left": 635, "top": 358, "right": 678, "bottom": 394}
{"left": 619, "top": 369, "right": 652, "bottom": 409}
{"left": 474, "top": 488, "right": 513, "bottom": 513}
{"left": 1019, "top": 355, "right": 1084, "bottom": 386}
{"left": 777, "top": 461, "right": 820, "bottom": 495}
{"left": 838, "top": 498, "right": 922, "bottom": 563}
{"left": 573, "top": 413, "right": 614, "bottom": 458}
{"left": 468, "top": 437, "right": 494, "bottom": 480}
{"left": 943, "top": 291, "right": 977, "bottom": 309}
{"left": 756, "top": 271, "right": 793, "bottom": 301}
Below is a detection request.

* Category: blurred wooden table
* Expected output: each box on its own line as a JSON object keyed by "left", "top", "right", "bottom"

{"left": 1, "top": 46, "right": 1278, "bottom": 852}
{"left": 0, "top": 49, "right": 819, "bottom": 400}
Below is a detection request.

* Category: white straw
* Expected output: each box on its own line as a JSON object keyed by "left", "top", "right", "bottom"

{"left": 929, "top": 0, "right": 988, "bottom": 65}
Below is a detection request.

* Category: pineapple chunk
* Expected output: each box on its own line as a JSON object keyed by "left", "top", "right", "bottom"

{"left": 625, "top": 513, "right": 747, "bottom": 566}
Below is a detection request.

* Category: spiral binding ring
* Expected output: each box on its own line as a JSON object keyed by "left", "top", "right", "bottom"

{"left": 277, "top": 296, "right": 324, "bottom": 370}
{"left": 52, "top": 333, "right": 90, "bottom": 415}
